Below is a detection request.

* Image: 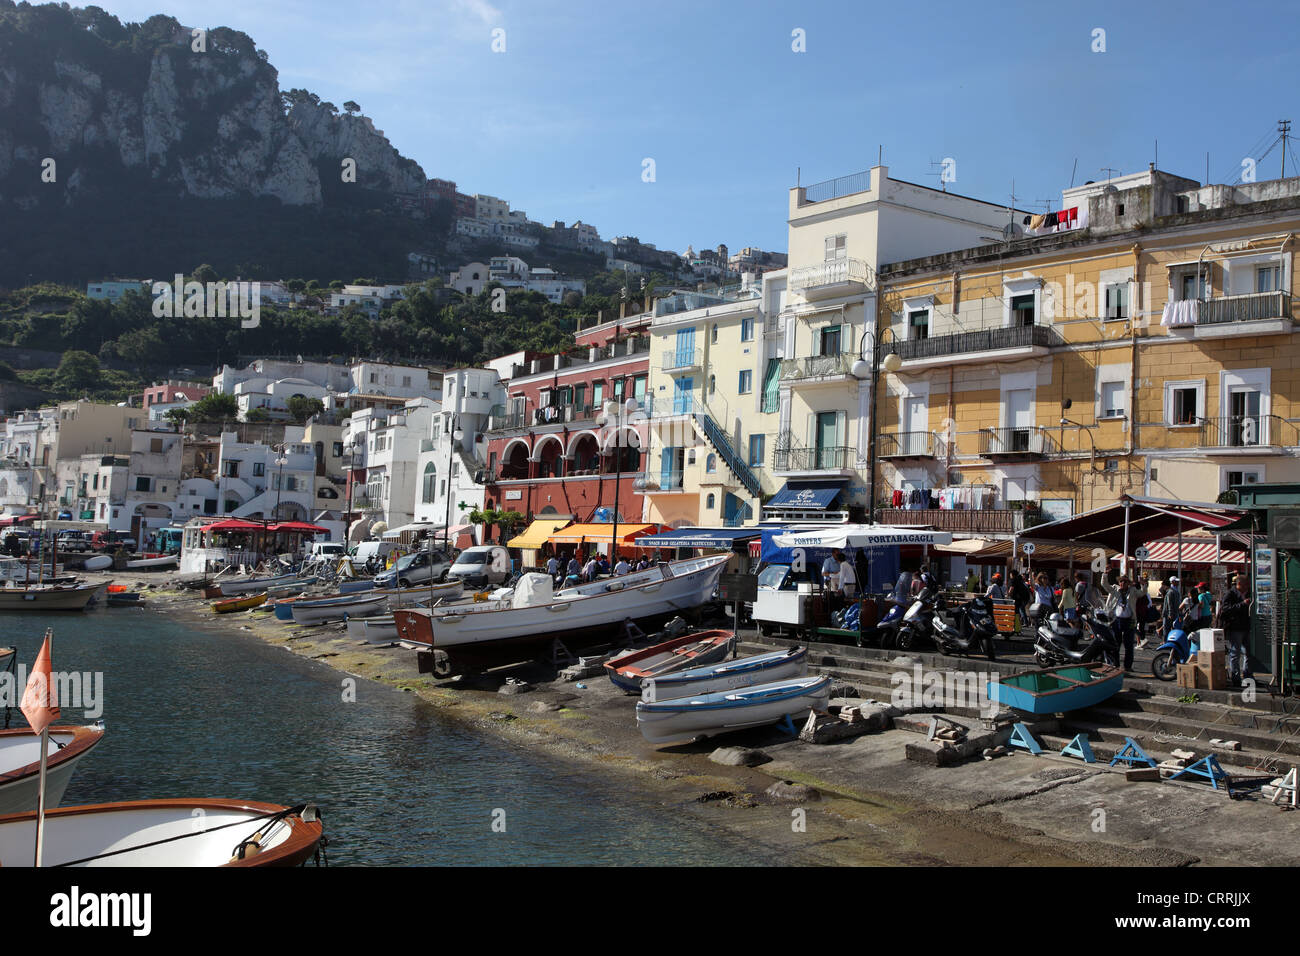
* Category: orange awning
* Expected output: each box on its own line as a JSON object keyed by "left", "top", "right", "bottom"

{"left": 548, "top": 523, "right": 660, "bottom": 546}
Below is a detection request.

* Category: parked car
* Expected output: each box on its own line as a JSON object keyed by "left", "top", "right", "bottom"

{"left": 89, "top": 531, "right": 136, "bottom": 554}
{"left": 374, "top": 549, "right": 452, "bottom": 589}
{"left": 56, "top": 530, "right": 94, "bottom": 551}
{"left": 351, "top": 540, "right": 400, "bottom": 573}
{"left": 446, "top": 545, "right": 512, "bottom": 590}
{"left": 308, "top": 541, "right": 347, "bottom": 560}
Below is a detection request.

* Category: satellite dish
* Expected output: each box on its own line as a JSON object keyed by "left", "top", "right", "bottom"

{"left": 1002, "top": 223, "right": 1023, "bottom": 240}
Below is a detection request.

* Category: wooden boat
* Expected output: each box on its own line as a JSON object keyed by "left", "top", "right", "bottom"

{"left": 124, "top": 554, "right": 178, "bottom": 570}
{"left": 211, "top": 592, "right": 267, "bottom": 614}
{"left": 987, "top": 663, "right": 1123, "bottom": 715}
{"left": 635, "top": 674, "right": 833, "bottom": 745}
{"left": 213, "top": 572, "right": 302, "bottom": 596}
{"left": 82, "top": 555, "right": 113, "bottom": 572}
{"left": 0, "top": 584, "right": 102, "bottom": 611}
{"left": 0, "top": 724, "right": 106, "bottom": 816}
{"left": 605, "top": 631, "right": 735, "bottom": 693}
{"left": 393, "top": 554, "right": 730, "bottom": 677}
{"left": 641, "top": 646, "right": 809, "bottom": 702}
{"left": 290, "top": 592, "right": 387, "bottom": 625}
{"left": 0, "top": 798, "right": 323, "bottom": 867}
{"left": 281, "top": 582, "right": 462, "bottom": 624}
{"left": 105, "top": 592, "right": 143, "bottom": 607}
{"left": 337, "top": 578, "right": 376, "bottom": 594}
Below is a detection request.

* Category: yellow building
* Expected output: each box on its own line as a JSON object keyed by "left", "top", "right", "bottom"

{"left": 641, "top": 278, "right": 781, "bottom": 527}
{"left": 873, "top": 166, "right": 1300, "bottom": 539}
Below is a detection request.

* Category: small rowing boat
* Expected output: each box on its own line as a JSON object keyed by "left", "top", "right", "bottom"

{"left": 0, "top": 724, "right": 105, "bottom": 815}
{"left": 213, "top": 572, "right": 302, "bottom": 596}
{"left": 290, "top": 592, "right": 387, "bottom": 625}
{"left": 605, "top": 630, "right": 735, "bottom": 693}
{"left": 635, "top": 674, "right": 833, "bottom": 745}
{"left": 641, "top": 645, "right": 809, "bottom": 702}
{"left": 0, "top": 584, "right": 102, "bottom": 612}
{"left": 0, "top": 798, "right": 323, "bottom": 866}
{"left": 987, "top": 663, "right": 1124, "bottom": 716}
{"left": 125, "top": 554, "right": 177, "bottom": 570}
{"left": 212, "top": 592, "right": 267, "bottom": 614}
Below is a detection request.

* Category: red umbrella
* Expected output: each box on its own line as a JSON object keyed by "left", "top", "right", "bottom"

{"left": 203, "top": 519, "right": 265, "bottom": 531}
{"left": 268, "top": 522, "right": 327, "bottom": 533}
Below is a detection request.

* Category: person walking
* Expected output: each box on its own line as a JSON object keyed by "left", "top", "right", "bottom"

{"left": 1105, "top": 574, "right": 1138, "bottom": 671}
{"left": 964, "top": 568, "right": 980, "bottom": 594}
{"left": 1008, "top": 569, "right": 1031, "bottom": 627}
{"left": 1195, "top": 581, "right": 1215, "bottom": 630}
{"left": 1032, "top": 572, "right": 1055, "bottom": 613}
{"left": 985, "top": 573, "right": 1005, "bottom": 600}
{"left": 614, "top": 556, "right": 631, "bottom": 576}
{"left": 834, "top": 549, "right": 857, "bottom": 600}
{"left": 1219, "top": 575, "right": 1254, "bottom": 686}
{"left": 1160, "top": 576, "right": 1181, "bottom": 640}
{"left": 546, "top": 553, "right": 559, "bottom": 580}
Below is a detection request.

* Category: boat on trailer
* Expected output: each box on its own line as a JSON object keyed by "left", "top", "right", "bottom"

{"left": 641, "top": 646, "right": 809, "bottom": 702}
{"left": 987, "top": 663, "right": 1124, "bottom": 716}
{"left": 0, "top": 798, "right": 323, "bottom": 867}
{"left": 635, "top": 674, "right": 833, "bottom": 745}
{"left": 605, "top": 631, "right": 735, "bottom": 693}
{"left": 393, "top": 553, "right": 731, "bottom": 677}
{"left": 0, "top": 724, "right": 105, "bottom": 815}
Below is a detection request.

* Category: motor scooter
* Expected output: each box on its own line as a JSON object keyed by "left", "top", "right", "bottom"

{"left": 1034, "top": 606, "right": 1118, "bottom": 667}
{"left": 1150, "top": 613, "right": 1196, "bottom": 681}
{"left": 931, "top": 595, "right": 999, "bottom": 660}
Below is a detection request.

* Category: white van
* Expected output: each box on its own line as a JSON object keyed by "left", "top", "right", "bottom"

{"left": 446, "top": 545, "right": 513, "bottom": 590}
{"left": 351, "top": 540, "right": 399, "bottom": 573}
{"left": 309, "top": 542, "right": 346, "bottom": 560}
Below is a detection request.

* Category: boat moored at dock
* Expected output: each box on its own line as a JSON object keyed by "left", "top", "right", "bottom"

{"left": 0, "top": 723, "right": 106, "bottom": 815}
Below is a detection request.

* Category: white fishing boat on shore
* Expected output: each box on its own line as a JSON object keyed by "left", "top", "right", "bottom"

{"left": 214, "top": 572, "right": 303, "bottom": 596}
{"left": 0, "top": 723, "right": 105, "bottom": 815}
{"left": 124, "top": 554, "right": 178, "bottom": 570}
{"left": 640, "top": 646, "right": 810, "bottom": 702}
{"left": 346, "top": 614, "right": 400, "bottom": 643}
{"left": 393, "top": 553, "right": 731, "bottom": 676}
{"left": 0, "top": 798, "right": 323, "bottom": 866}
{"left": 635, "top": 674, "right": 832, "bottom": 745}
{"left": 290, "top": 592, "right": 388, "bottom": 625}
{"left": 0, "top": 582, "right": 103, "bottom": 611}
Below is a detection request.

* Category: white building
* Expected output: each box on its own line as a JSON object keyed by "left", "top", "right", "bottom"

{"left": 195, "top": 430, "right": 317, "bottom": 521}
{"left": 450, "top": 261, "right": 490, "bottom": 295}
{"left": 474, "top": 194, "right": 511, "bottom": 222}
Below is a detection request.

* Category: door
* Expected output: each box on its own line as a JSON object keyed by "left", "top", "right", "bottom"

{"left": 660, "top": 448, "right": 675, "bottom": 489}
{"left": 673, "top": 376, "right": 694, "bottom": 415}
{"left": 1228, "top": 388, "right": 1262, "bottom": 446}
{"left": 815, "top": 411, "right": 844, "bottom": 469}
{"left": 904, "top": 396, "right": 927, "bottom": 455}
{"left": 674, "top": 327, "right": 696, "bottom": 368}
{"left": 1006, "top": 389, "right": 1032, "bottom": 452}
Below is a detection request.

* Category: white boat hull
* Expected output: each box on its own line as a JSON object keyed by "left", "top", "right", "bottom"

{"left": 125, "top": 555, "right": 178, "bottom": 570}
{"left": 641, "top": 648, "right": 809, "bottom": 702}
{"left": 291, "top": 593, "right": 388, "bottom": 625}
{"left": 0, "top": 726, "right": 104, "bottom": 815}
{"left": 635, "top": 675, "right": 832, "bottom": 744}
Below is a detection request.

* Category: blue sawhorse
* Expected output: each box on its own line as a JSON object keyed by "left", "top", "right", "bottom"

{"left": 1109, "top": 737, "right": 1158, "bottom": 769}
{"left": 1170, "top": 754, "right": 1232, "bottom": 791}
{"left": 1060, "top": 733, "right": 1096, "bottom": 763}
{"left": 1008, "top": 722, "right": 1042, "bottom": 754}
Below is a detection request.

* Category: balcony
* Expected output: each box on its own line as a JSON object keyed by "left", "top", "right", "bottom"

{"left": 773, "top": 443, "right": 857, "bottom": 474}
{"left": 1198, "top": 291, "right": 1293, "bottom": 330}
{"left": 878, "top": 431, "right": 946, "bottom": 460}
{"left": 661, "top": 349, "right": 704, "bottom": 373}
{"left": 881, "top": 324, "right": 1061, "bottom": 369}
{"left": 487, "top": 403, "right": 600, "bottom": 433}
{"left": 876, "top": 508, "right": 1027, "bottom": 535}
{"left": 778, "top": 353, "right": 857, "bottom": 384}
{"left": 640, "top": 470, "right": 687, "bottom": 493}
{"left": 788, "top": 258, "right": 874, "bottom": 301}
{"left": 977, "top": 427, "right": 1058, "bottom": 460}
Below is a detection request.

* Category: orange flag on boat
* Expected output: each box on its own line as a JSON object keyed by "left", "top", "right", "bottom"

{"left": 20, "top": 631, "right": 59, "bottom": 735}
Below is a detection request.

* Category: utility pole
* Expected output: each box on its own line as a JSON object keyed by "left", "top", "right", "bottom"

{"left": 1281, "top": 120, "right": 1292, "bottom": 179}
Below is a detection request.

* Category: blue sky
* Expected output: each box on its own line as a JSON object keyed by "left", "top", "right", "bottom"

{"left": 96, "top": 0, "right": 1300, "bottom": 257}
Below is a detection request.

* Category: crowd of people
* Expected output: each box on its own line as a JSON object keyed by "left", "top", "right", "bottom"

{"left": 542, "top": 549, "right": 654, "bottom": 587}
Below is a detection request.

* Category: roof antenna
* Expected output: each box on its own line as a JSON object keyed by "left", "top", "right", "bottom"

{"left": 1069, "top": 158, "right": 1078, "bottom": 188}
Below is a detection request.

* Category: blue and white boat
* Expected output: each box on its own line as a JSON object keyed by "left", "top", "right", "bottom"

{"left": 635, "top": 674, "right": 832, "bottom": 745}
{"left": 641, "top": 646, "right": 809, "bottom": 702}
{"left": 987, "top": 663, "right": 1123, "bottom": 716}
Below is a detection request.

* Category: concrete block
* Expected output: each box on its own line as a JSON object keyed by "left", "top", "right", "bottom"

{"left": 1126, "top": 767, "right": 1162, "bottom": 782}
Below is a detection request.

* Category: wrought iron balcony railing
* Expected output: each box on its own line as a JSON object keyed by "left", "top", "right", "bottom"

{"left": 878, "top": 431, "right": 947, "bottom": 459}
{"left": 881, "top": 323, "right": 1061, "bottom": 363}
{"left": 773, "top": 444, "right": 857, "bottom": 472}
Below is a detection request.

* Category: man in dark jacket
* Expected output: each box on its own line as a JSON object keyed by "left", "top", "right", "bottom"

{"left": 1219, "top": 575, "right": 1254, "bottom": 686}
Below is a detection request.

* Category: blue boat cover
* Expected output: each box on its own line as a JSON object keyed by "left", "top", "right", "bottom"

{"left": 766, "top": 480, "right": 847, "bottom": 510}
{"left": 636, "top": 527, "right": 760, "bottom": 549}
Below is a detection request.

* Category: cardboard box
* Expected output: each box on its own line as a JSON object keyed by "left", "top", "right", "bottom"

{"left": 1176, "top": 663, "right": 1200, "bottom": 689}
{"left": 1196, "top": 649, "right": 1227, "bottom": 690}
{"left": 1198, "top": 628, "right": 1223, "bottom": 653}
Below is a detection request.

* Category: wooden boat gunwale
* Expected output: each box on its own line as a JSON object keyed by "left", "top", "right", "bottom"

{"left": 0, "top": 725, "right": 104, "bottom": 788}
{"left": 605, "top": 630, "right": 735, "bottom": 683}
{"left": 991, "top": 663, "right": 1123, "bottom": 699}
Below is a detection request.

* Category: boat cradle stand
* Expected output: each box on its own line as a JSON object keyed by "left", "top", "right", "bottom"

{"left": 1109, "top": 738, "right": 1158, "bottom": 769}
{"left": 1008, "top": 723, "right": 1042, "bottom": 755}
{"left": 1170, "top": 754, "right": 1232, "bottom": 791}
{"left": 1060, "top": 733, "right": 1097, "bottom": 763}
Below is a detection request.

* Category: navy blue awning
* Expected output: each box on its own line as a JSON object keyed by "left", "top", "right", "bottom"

{"left": 636, "top": 527, "right": 760, "bottom": 549}
{"left": 766, "top": 480, "right": 847, "bottom": 510}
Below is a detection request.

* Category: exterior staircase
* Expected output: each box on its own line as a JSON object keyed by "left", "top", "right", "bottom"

{"left": 694, "top": 409, "right": 761, "bottom": 498}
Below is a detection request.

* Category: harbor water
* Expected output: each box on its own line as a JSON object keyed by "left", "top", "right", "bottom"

{"left": 3, "top": 607, "right": 771, "bottom": 866}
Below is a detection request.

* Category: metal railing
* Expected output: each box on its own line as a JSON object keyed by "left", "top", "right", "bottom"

{"left": 1198, "top": 291, "right": 1292, "bottom": 326}
{"left": 876, "top": 508, "right": 1025, "bottom": 535}
{"left": 788, "top": 258, "right": 874, "bottom": 293}
{"left": 661, "top": 349, "right": 704, "bottom": 371}
{"left": 1198, "top": 414, "right": 1296, "bottom": 448}
{"left": 978, "top": 427, "right": 1058, "bottom": 457}
{"left": 882, "top": 323, "right": 1060, "bottom": 362}
{"left": 642, "top": 470, "right": 686, "bottom": 492}
{"left": 878, "top": 431, "right": 946, "bottom": 458}
{"left": 779, "top": 353, "right": 857, "bottom": 381}
{"left": 773, "top": 444, "right": 857, "bottom": 472}
{"left": 802, "top": 170, "right": 870, "bottom": 202}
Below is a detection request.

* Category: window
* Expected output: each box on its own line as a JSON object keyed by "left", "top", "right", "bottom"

{"left": 150, "top": 438, "right": 163, "bottom": 453}
{"left": 333, "top": 442, "right": 344, "bottom": 458}
{"left": 1100, "top": 382, "right": 1125, "bottom": 418}
{"left": 135, "top": 477, "right": 150, "bottom": 492}
{"left": 1011, "top": 293, "right": 1035, "bottom": 326}
{"left": 1226, "top": 469, "right": 1262, "bottom": 491}
{"left": 706, "top": 494, "right": 716, "bottom": 509}
{"left": 1165, "top": 381, "right": 1204, "bottom": 426}
{"left": 709, "top": 374, "right": 716, "bottom": 396}
{"left": 748, "top": 434, "right": 765, "bottom": 467}
{"left": 818, "top": 325, "right": 842, "bottom": 355}
{"left": 402, "top": 375, "right": 412, "bottom": 387}
{"left": 1179, "top": 271, "right": 1207, "bottom": 301}
{"left": 706, "top": 453, "right": 717, "bottom": 473}
{"left": 222, "top": 461, "right": 239, "bottom": 478}
{"left": 824, "top": 235, "right": 847, "bottom": 261}
{"left": 1103, "top": 283, "right": 1128, "bottom": 321}
{"left": 253, "top": 462, "right": 266, "bottom": 477}
{"left": 908, "top": 309, "right": 929, "bottom": 340}
{"left": 738, "top": 369, "right": 753, "bottom": 394}
{"left": 711, "top": 324, "right": 718, "bottom": 344}
{"left": 1257, "top": 265, "right": 1281, "bottom": 293}
{"left": 740, "top": 317, "right": 754, "bottom": 341}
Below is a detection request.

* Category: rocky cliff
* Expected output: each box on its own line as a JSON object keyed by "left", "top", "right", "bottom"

{"left": 0, "top": 4, "right": 426, "bottom": 211}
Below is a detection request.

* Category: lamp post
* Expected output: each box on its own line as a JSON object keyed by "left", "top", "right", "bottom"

{"left": 274, "top": 447, "right": 288, "bottom": 520}
{"left": 443, "top": 414, "right": 464, "bottom": 553}
{"left": 851, "top": 326, "right": 901, "bottom": 525}
{"left": 604, "top": 398, "right": 640, "bottom": 567}
{"left": 343, "top": 438, "right": 360, "bottom": 547}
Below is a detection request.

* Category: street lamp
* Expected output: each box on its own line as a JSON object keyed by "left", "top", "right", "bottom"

{"left": 852, "top": 326, "right": 901, "bottom": 524}
{"left": 274, "top": 448, "right": 288, "bottom": 520}
{"left": 343, "top": 437, "right": 362, "bottom": 546}
{"left": 443, "top": 414, "right": 464, "bottom": 552}
{"left": 604, "top": 398, "right": 640, "bottom": 567}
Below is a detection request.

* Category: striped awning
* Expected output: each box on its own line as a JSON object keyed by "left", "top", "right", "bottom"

{"left": 968, "top": 539, "right": 1117, "bottom": 566}
{"left": 1117, "top": 538, "right": 1248, "bottom": 567}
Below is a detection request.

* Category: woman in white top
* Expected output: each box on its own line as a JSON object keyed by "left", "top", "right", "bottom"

{"left": 834, "top": 549, "right": 857, "bottom": 599}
